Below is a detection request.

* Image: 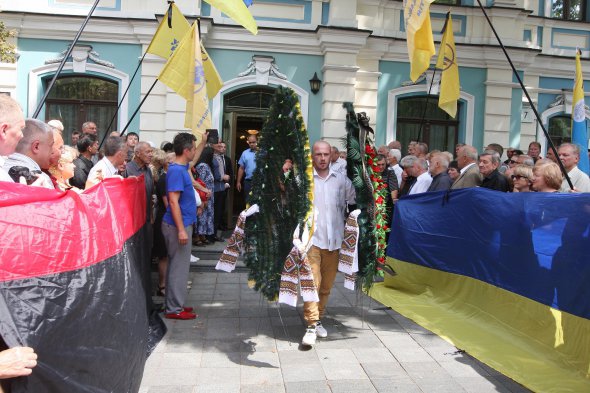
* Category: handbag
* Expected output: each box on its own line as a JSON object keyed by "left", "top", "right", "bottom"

{"left": 195, "top": 178, "right": 208, "bottom": 203}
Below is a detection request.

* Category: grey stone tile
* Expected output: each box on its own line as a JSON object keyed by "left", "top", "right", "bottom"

{"left": 438, "top": 360, "right": 490, "bottom": 378}
{"left": 321, "top": 362, "right": 369, "bottom": 380}
{"left": 200, "top": 352, "right": 241, "bottom": 368}
{"left": 401, "top": 361, "right": 454, "bottom": 383}
{"left": 352, "top": 348, "right": 396, "bottom": 363}
{"left": 240, "top": 384, "right": 286, "bottom": 393}
{"left": 414, "top": 380, "right": 468, "bottom": 392}
{"left": 316, "top": 348, "right": 358, "bottom": 363}
{"left": 456, "top": 377, "right": 512, "bottom": 393}
{"left": 241, "top": 351, "right": 280, "bottom": 368}
{"left": 239, "top": 365, "right": 283, "bottom": 384}
{"left": 160, "top": 353, "right": 202, "bottom": 368}
{"left": 371, "top": 378, "right": 422, "bottom": 393}
{"left": 201, "top": 339, "right": 243, "bottom": 353}
{"left": 328, "top": 379, "right": 378, "bottom": 392}
{"left": 281, "top": 364, "right": 326, "bottom": 382}
{"left": 493, "top": 375, "right": 532, "bottom": 393}
{"left": 361, "top": 362, "right": 406, "bottom": 380}
{"left": 141, "top": 367, "right": 199, "bottom": 386}
{"left": 194, "top": 367, "right": 240, "bottom": 386}
{"left": 193, "top": 384, "right": 239, "bottom": 393}
{"left": 284, "top": 381, "right": 331, "bottom": 393}
{"left": 278, "top": 348, "right": 321, "bottom": 364}
{"left": 391, "top": 346, "right": 435, "bottom": 363}
{"left": 147, "top": 387, "right": 194, "bottom": 393}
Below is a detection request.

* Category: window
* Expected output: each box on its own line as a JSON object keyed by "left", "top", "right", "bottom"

{"left": 396, "top": 96, "right": 459, "bottom": 153}
{"left": 45, "top": 75, "right": 119, "bottom": 143}
{"left": 434, "top": 0, "right": 460, "bottom": 5}
{"left": 548, "top": 115, "right": 572, "bottom": 146}
{"left": 552, "top": 0, "right": 585, "bottom": 21}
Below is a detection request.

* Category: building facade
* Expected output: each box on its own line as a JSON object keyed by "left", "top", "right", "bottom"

{"left": 2, "top": 0, "right": 590, "bottom": 159}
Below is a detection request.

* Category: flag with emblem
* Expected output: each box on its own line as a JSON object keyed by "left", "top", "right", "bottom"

{"left": 404, "top": 0, "right": 436, "bottom": 82}
{"left": 146, "top": 2, "right": 190, "bottom": 59}
{"left": 203, "top": 0, "right": 258, "bottom": 35}
{"left": 573, "top": 49, "right": 589, "bottom": 174}
{"left": 435, "top": 12, "right": 460, "bottom": 118}
{"left": 158, "top": 23, "right": 211, "bottom": 141}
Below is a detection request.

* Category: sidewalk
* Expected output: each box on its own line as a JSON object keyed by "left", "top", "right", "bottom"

{"left": 140, "top": 241, "right": 531, "bottom": 393}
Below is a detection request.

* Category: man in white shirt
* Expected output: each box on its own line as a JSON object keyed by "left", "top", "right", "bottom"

{"left": 85, "top": 136, "right": 127, "bottom": 189}
{"left": 329, "top": 146, "right": 347, "bottom": 175}
{"left": 558, "top": 143, "right": 590, "bottom": 192}
{"left": 0, "top": 95, "right": 25, "bottom": 182}
{"left": 387, "top": 148, "right": 403, "bottom": 187}
{"left": 3, "top": 119, "right": 55, "bottom": 189}
{"left": 302, "top": 141, "right": 356, "bottom": 346}
{"left": 408, "top": 157, "right": 432, "bottom": 195}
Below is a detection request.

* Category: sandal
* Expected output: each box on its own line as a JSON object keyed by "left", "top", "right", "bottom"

{"left": 157, "top": 285, "right": 166, "bottom": 296}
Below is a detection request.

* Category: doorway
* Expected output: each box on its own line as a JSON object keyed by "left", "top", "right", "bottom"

{"left": 222, "top": 86, "right": 276, "bottom": 226}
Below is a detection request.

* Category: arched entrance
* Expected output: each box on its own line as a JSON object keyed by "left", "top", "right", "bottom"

{"left": 222, "top": 85, "right": 276, "bottom": 223}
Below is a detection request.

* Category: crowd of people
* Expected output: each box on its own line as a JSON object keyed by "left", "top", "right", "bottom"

{"left": 2, "top": 91, "right": 590, "bottom": 362}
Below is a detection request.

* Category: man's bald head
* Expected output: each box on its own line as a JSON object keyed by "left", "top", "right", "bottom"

{"left": 16, "top": 119, "right": 54, "bottom": 169}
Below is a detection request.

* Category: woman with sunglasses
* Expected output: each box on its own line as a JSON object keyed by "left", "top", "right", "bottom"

{"left": 511, "top": 165, "right": 533, "bottom": 192}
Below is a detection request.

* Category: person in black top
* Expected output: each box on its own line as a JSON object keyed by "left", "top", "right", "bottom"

{"left": 479, "top": 150, "right": 510, "bottom": 192}
{"left": 70, "top": 134, "right": 98, "bottom": 189}
{"left": 427, "top": 153, "right": 454, "bottom": 192}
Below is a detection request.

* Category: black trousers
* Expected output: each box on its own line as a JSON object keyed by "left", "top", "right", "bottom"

{"left": 214, "top": 190, "right": 227, "bottom": 232}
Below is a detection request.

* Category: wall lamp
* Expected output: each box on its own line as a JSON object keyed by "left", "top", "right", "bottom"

{"left": 309, "top": 72, "right": 321, "bottom": 94}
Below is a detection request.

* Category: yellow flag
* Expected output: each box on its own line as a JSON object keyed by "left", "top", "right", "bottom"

{"left": 203, "top": 0, "right": 258, "bottom": 35}
{"left": 201, "top": 44, "right": 223, "bottom": 99}
{"left": 158, "top": 23, "right": 211, "bottom": 141}
{"left": 146, "top": 3, "right": 191, "bottom": 59}
{"left": 436, "top": 13, "right": 460, "bottom": 118}
{"left": 404, "top": 0, "right": 435, "bottom": 82}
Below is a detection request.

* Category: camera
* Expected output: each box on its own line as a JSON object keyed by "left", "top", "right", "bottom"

{"left": 8, "top": 166, "right": 41, "bottom": 185}
{"left": 206, "top": 129, "right": 219, "bottom": 145}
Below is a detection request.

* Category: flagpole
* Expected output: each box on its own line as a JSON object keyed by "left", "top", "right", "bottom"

{"left": 475, "top": 0, "right": 573, "bottom": 190}
{"left": 98, "top": 52, "right": 147, "bottom": 149}
{"left": 118, "top": 79, "right": 159, "bottom": 138}
{"left": 416, "top": 69, "right": 437, "bottom": 143}
{"left": 33, "top": 0, "right": 101, "bottom": 119}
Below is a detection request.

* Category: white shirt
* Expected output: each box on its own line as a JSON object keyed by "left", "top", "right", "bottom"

{"left": 329, "top": 157, "right": 347, "bottom": 175}
{"left": 560, "top": 166, "right": 590, "bottom": 192}
{"left": 2, "top": 152, "right": 54, "bottom": 189}
{"left": 0, "top": 156, "right": 13, "bottom": 182}
{"left": 312, "top": 168, "right": 356, "bottom": 251}
{"left": 389, "top": 164, "right": 403, "bottom": 188}
{"left": 87, "top": 156, "right": 119, "bottom": 186}
{"left": 408, "top": 171, "right": 433, "bottom": 195}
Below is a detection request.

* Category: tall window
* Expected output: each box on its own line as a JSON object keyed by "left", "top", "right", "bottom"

{"left": 396, "top": 96, "right": 459, "bottom": 153}
{"left": 548, "top": 115, "right": 572, "bottom": 146}
{"left": 45, "top": 75, "right": 119, "bottom": 143}
{"left": 552, "top": 0, "right": 585, "bottom": 21}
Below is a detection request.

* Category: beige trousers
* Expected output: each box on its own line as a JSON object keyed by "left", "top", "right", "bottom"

{"left": 303, "top": 245, "right": 339, "bottom": 325}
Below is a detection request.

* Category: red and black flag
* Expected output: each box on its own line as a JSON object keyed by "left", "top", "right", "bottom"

{"left": 0, "top": 177, "right": 156, "bottom": 392}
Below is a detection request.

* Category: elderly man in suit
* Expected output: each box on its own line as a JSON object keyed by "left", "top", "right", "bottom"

{"left": 451, "top": 145, "right": 482, "bottom": 189}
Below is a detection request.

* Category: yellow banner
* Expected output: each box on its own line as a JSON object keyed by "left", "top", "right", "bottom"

{"left": 203, "top": 0, "right": 258, "bottom": 35}
{"left": 146, "top": 3, "right": 190, "bottom": 59}
{"left": 404, "top": 0, "right": 435, "bottom": 82}
{"left": 435, "top": 14, "right": 460, "bottom": 118}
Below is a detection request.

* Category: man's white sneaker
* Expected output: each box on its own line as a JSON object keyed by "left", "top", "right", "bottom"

{"left": 301, "top": 326, "right": 317, "bottom": 346}
{"left": 190, "top": 255, "right": 199, "bottom": 263}
{"left": 315, "top": 321, "right": 328, "bottom": 338}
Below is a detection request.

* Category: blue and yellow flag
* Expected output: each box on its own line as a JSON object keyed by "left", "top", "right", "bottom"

{"left": 158, "top": 23, "right": 211, "bottom": 141}
{"left": 404, "top": 0, "right": 436, "bottom": 82}
{"left": 146, "top": 3, "right": 190, "bottom": 59}
{"left": 435, "top": 13, "right": 460, "bottom": 118}
{"left": 203, "top": 0, "right": 258, "bottom": 35}
{"left": 573, "top": 49, "right": 589, "bottom": 174}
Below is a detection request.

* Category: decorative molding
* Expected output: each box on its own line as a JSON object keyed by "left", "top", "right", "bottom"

{"left": 28, "top": 63, "right": 129, "bottom": 128}
{"left": 212, "top": 75, "right": 309, "bottom": 132}
{"left": 45, "top": 45, "right": 115, "bottom": 73}
{"left": 237, "top": 55, "right": 288, "bottom": 85}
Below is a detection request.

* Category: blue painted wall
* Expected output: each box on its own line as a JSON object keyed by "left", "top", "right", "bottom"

{"left": 377, "top": 61, "right": 487, "bottom": 150}
{"left": 16, "top": 38, "right": 142, "bottom": 131}
{"left": 207, "top": 48, "right": 324, "bottom": 142}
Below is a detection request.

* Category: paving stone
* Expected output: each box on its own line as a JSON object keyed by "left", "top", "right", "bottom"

{"left": 370, "top": 378, "right": 422, "bottom": 393}
{"left": 194, "top": 367, "right": 240, "bottom": 386}
{"left": 200, "top": 352, "right": 241, "bottom": 368}
{"left": 321, "top": 362, "right": 369, "bottom": 380}
{"left": 240, "top": 384, "right": 286, "bottom": 393}
{"left": 316, "top": 348, "right": 358, "bottom": 363}
{"left": 361, "top": 362, "right": 406, "bottom": 380}
{"left": 160, "top": 353, "right": 202, "bottom": 368}
{"left": 352, "top": 348, "right": 396, "bottom": 363}
{"left": 284, "top": 381, "right": 331, "bottom": 392}
{"left": 328, "top": 379, "right": 378, "bottom": 392}
{"left": 146, "top": 387, "right": 194, "bottom": 393}
{"left": 239, "top": 365, "right": 283, "bottom": 384}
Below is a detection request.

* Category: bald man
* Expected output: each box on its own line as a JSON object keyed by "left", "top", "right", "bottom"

{"left": 301, "top": 140, "right": 356, "bottom": 347}
{"left": 3, "top": 119, "right": 55, "bottom": 189}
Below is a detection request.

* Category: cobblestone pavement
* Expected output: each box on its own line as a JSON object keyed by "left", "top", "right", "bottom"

{"left": 139, "top": 270, "right": 530, "bottom": 393}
